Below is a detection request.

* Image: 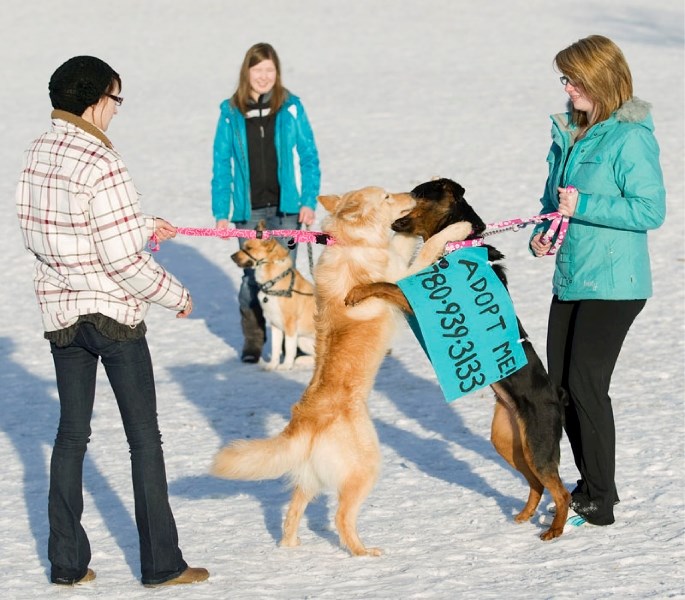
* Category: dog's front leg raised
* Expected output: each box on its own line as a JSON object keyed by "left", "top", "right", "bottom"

{"left": 345, "top": 221, "right": 473, "bottom": 312}
{"left": 407, "top": 221, "right": 473, "bottom": 276}
{"left": 345, "top": 282, "right": 413, "bottom": 314}
{"left": 389, "top": 231, "right": 422, "bottom": 265}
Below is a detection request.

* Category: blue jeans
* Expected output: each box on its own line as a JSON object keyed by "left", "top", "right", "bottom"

{"left": 48, "top": 323, "right": 187, "bottom": 585}
{"left": 236, "top": 207, "right": 300, "bottom": 313}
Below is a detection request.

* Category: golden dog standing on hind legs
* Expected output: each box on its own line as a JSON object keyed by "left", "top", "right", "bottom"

{"left": 212, "top": 186, "right": 471, "bottom": 556}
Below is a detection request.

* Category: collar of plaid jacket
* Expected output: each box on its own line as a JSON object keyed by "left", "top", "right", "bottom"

{"left": 51, "top": 109, "right": 113, "bottom": 149}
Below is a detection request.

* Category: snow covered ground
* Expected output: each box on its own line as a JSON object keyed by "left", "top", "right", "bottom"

{"left": 0, "top": 1, "right": 682, "bottom": 598}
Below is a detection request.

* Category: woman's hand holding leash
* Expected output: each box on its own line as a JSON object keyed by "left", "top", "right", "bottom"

{"left": 154, "top": 218, "right": 177, "bottom": 242}
{"left": 532, "top": 186, "right": 576, "bottom": 257}
{"left": 531, "top": 233, "right": 553, "bottom": 257}
{"left": 216, "top": 219, "right": 236, "bottom": 238}
{"left": 177, "top": 295, "right": 193, "bottom": 318}
{"left": 299, "top": 206, "right": 316, "bottom": 227}
{"left": 557, "top": 185, "right": 579, "bottom": 217}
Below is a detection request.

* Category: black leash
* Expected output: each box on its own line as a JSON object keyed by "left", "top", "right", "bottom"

{"left": 257, "top": 267, "right": 314, "bottom": 301}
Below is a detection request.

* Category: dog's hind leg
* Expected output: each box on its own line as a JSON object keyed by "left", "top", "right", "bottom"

{"left": 336, "top": 473, "right": 381, "bottom": 556}
{"left": 281, "top": 485, "right": 313, "bottom": 547}
{"left": 280, "top": 331, "right": 299, "bottom": 370}
{"left": 296, "top": 336, "right": 315, "bottom": 356}
{"left": 516, "top": 431, "right": 570, "bottom": 540}
{"left": 535, "top": 470, "right": 571, "bottom": 541}
{"left": 491, "top": 396, "right": 571, "bottom": 540}
{"left": 490, "top": 398, "right": 545, "bottom": 524}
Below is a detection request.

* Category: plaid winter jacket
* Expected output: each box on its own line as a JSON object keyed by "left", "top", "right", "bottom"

{"left": 16, "top": 110, "right": 189, "bottom": 332}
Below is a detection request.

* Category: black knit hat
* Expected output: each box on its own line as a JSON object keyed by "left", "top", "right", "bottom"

{"left": 49, "top": 56, "right": 120, "bottom": 116}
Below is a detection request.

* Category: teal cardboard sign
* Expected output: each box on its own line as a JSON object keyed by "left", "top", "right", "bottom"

{"left": 397, "top": 246, "right": 527, "bottom": 401}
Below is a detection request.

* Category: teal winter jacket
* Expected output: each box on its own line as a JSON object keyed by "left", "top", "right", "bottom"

{"left": 211, "top": 92, "right": 320, "bottom": 223}
{"left": 534, "top": 97, "right": 666, "bottom": 300}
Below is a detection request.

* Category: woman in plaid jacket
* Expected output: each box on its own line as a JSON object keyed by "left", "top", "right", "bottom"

{"left": 16, "top": 56, "right": 208, "bottom": 588}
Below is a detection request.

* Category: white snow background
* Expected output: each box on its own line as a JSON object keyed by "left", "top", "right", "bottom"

{"left": 0, "top": 1, "right": 683, "bottom": 598}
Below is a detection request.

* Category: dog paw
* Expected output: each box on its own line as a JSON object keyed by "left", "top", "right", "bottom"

{"left": 344, "top": 285, "right": 368, "bottom": 307}
{"left": 259, "top": 359, "right": 279, "bottom": 371}
{"left": 350, "top": 546, "right": 383, "bottom": 557}
{"left": 442, "top": 221, "right": 473, "bottom": 242}
{"left": 294, "top": 355, "right": 315, "bottom": 367}
{"left": 280, "top": 536, "right": 301, "bottom": 548}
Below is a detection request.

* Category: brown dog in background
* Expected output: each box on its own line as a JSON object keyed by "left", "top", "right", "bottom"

{"left": 345, "top": 178, "right": 570, "bottom": 540}
{"left": 231, "top": 222, "right": 316, "bottom": 370}
{"left": 213, "top": 187, "right": 471, "bottom": 555}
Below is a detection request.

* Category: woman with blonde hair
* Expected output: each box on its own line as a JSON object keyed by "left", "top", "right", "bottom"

{"left": 211, "top": 43, "right": 320, "bottom": 363}
{"left": 531, "top": 35, "right": 666, "bottom": 527}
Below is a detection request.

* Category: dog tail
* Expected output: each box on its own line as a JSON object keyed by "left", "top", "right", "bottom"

{"left": 211, "top": 433, "right": 307, "bottom": 481}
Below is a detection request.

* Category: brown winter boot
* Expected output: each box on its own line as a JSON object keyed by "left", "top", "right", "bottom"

{"left": 240, "top": 306, "right": 266, "bottom": 363}
{"left": 143, "top": 567, "right": 209, "bottom": 587}
{"left": 52, "top": 568, "right": 96, "bottom": 585}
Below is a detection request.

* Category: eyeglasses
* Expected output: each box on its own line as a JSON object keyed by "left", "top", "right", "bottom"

{"left": 106, "top": 93, "right": 124, "bottom": 106}
{"left": 559, "top": 76, "right": 578, "bottom": 87}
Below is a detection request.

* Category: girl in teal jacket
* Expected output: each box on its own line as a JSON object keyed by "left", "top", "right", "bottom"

{"left": 211, "top": 90, "right": 320, "bottom": 224}
{"left": 211, "top": 43, "right": 320, "bottom": 363}
{"left": 535, "top": 96, "right": 665, "bottom": 300}
{"left": 531, "top": 35, "right": 665, "bottom": 528}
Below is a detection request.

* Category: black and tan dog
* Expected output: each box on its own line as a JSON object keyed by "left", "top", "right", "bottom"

{"left": 345, "top": 178, "right": 571, "bottom": 540}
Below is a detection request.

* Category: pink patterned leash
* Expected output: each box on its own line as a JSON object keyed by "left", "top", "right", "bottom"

{"left": 446, "top": 186, "right": 575, "bottom": 255}
{"left": 147, "top": 226, "right": 335, "bottom": 252}
{"left": 445, "top": 211, "right": 569, "bottom": 255}
{"left": 149, "top": 198, "right": 570, "bottom": 257}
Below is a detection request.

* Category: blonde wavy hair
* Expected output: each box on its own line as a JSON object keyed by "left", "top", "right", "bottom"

{"left": 555, "top": 35, "right": 633, "bottom": 128}
{"left": 232, "top": 42, "right": 287, "bottom": 115}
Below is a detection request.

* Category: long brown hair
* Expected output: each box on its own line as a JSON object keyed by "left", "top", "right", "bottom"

{"left": 232, "top": 43, "right": 287, "bottom": 115}
{"left": 555, "top": 35, "right": 633, "bottom": 128}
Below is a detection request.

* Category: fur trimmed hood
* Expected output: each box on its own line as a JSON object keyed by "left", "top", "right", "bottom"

{"left": 615, "top": 97, "right": 652, "bottom": 123}
{"left": 551, "top": 96, "right": 654, "bottom": 136}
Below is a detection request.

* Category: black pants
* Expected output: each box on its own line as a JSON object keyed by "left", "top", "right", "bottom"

{"left": 546, "top": 297, "right": 645, "bottom": 524}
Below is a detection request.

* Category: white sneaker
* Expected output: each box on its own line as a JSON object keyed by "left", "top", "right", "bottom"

{"left": 564, "top": 508, "right": 587, "bottom": 531}
{"left": 539, "top": 507, "right": 587, "bottom": 532}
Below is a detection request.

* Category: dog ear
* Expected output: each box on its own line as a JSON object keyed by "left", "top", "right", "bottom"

{"left": 446, "top": 180, "right": 466, "bottom": 200}
{"left": 452, "top": 189, "right": 486, "bottom": 235}
{"left": 464, "top": 205, "right": 486, "bottom": 235}
{"left": 441, "top": 180, "right": 487, "bottom": 236}
{"left": 468, "top": 210, "right": 486, "bottom": 235}
{"left": 256, "top": 220, "right": 267, "bottom": 232}
{"left": 318, "top": 194, "right": 341, "bottom": 213}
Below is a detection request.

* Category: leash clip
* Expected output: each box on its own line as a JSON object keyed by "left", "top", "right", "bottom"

{"left": 147, "top": 233, "right": 160, "bottom": 252}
